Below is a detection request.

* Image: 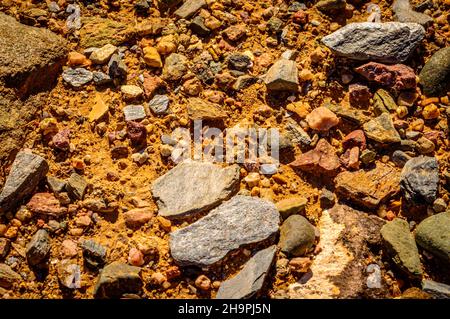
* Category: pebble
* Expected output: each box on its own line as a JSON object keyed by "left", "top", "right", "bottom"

{"left": 195, "top": 275, "right": 211, "bottom": 291}
{"left": 90, "top": 44, "right": 117, "bottom": 64}
{"left": 93, "top": 262, "right": 142, "bottom": 298}
{"left": 279, "top": 215, "right": 315, "bottom": 257}
{"left": 355, "top": 62, "right": 416, "bottom": 91}
{"left": 432, "top": 198, "right": 447, "bottom": 213}
{"left": 26, "top": 229, "right": 51, "bottom": 266}
{"left": 66, "top": 173, "right": 88, "bottom": 200}
{"left": 148, "top": 94, "right": 170, "bottom": 115}
{"left": 393, "top": 0, "right": 433, "bottom": 26}
{"left": 419, "top": 47, "right": 450, "bottom": 97}
{"left": 275, "top": 196, "right": 307, "bottom": 219}
{"left": 363, "top": 113, "right": 401, "bottom": 144}
{"left": 305, "top": 107, "right": 339, "bottom": 131}
{"left": 143, "top": 47, "right": 163, "bottom": 68}
{"left": 415, "top": 212, "right": 450, "bottom": 264}
{"left": 121, "top": 85, "right": 144, "bottom": 100}
{"left": 401, "top": 156, "right": 439, "bottom": 205}
{"left": 123, "top": 208, "right": 153, "bottom": 228}
{"left": 80, "top": 240, "right": 107, "bottom": 269}
{"left": 62, "top": 68, "right": 93, "bottom": 87}
{"left": 123, "top": 105, "right": 147, "bottom": 122}
{"left": 264, "top": 59, "right": 299, "bottom": 91}
{"left": 128, "top": 248, "right": 145, "bottom": 266}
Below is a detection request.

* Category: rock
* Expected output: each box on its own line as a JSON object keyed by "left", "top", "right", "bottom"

{"left": 0, "top": 151, "right": 48, "bottom": 215}
{"left": 90, "top": 44, "right": 117, "bottom": 64}
{"left": 62, "top": 68, "right": 93, "bottom": 88}
{"left": 61, "top": 239, "right": 78, "bottom": 258}
{"left": 143, "top": 73, "right": 163, "bottom": 97}
{"left": 174, "top": 0, "right": 206, "bottom": 19}
{"left": 305, "top": 107, "right": 339, "bottom": 131}
{"left": 279, "top": 215, "right": 315, "bottom": 257}
{"left": 432, "top": 198, "right": 447, "bottom": 213}
{"left": 68, "top": 51, "right": 90, "bottom": 67}
{"left": 400, "top": 156, "right": 439, "bottom": 205}
{"left": 233, "top": 75, "right": 258, "bottom": 91}
{"left": 363, "top": 113, "right": 401, "bottom": 144}
{"left": 93, "top": 262, "right": 142, "bottom": 298}
{"left": 422, "top": 104, "right": 440, "bottom": 120}
{"left": 128, "top": 247, "right": 145, "bottom": 267}
{"left": 320, "top": 188, "right": 335, "bottom": 208}
{"left": 223, "top": 24, "right": 247, "bottom": 42}
{"left": 349, "top": 83, "right": 371, "bottom": 108}
{"left": 422, "top": 280, "right": 450, "bottom": 299}
{"left": 135, "top": 0, "right": 151, "bottom": 13}
{"left": 79, "top": 17, "right": 132, "bottom": 48}
{"left": 267, "top": 17, "right": 284, "bottom": 34}
{"left": 316, "top": 0, "right": 346, "bottom": 13}
{"left": 285, "top": 121, "right": 312, "bottom": 146}
{"left": 227, "top": 53, "right": 252, "bottom": 72}
{"left": 321, "top": 22, "right": 425, "bottom": 63}
{"left": 57, "top": 260, "right": 81, "bottom": 289}
{"left": 124, "top": 208, "right": 154, "bottom": 228}
{"left": 419, "top": 47, "right": 450, "bottom": 97}
{"left": 264, "top": 59, "right": 299, "bottom": 91}
{"left": 190, "top": 16, "right": 210, "bottom": 36}
{"left": 415, "top": 212, "right": 450, "bottom": 264}
{"left": 148, "top": 94, "right": 169, "bottom": 115}
{"left": 127, "top": 121, "right": 147, "bottom": 146}
{"left": 89, "top": 94, "right": 109, "bottom": 122}
{"left": 66, "top": 173, "right": 88, "bottom": 200}
{"left": 162, "top": 53, "right": 187, "bottom": 81}
{"left": 151, "top": 161, "right": 240, "bottom": 219}
{"left": 92, "top": 71, "right": 112, "bottom": 86}
{"left": 393, "top": 0, "right": 433, "bottom": 26}
{"left": 26, "top": 229, "right": 51, "bottom": 266}
{"left": 0, "top": 238, "right": 10, "bottom": 259}
{"left": 0, "top": 263, "right": 20, "bottom": 289}
{"left": 123, "top": 105, "right": 146, "bottom": 122}
{"left": 335, "top": 163, "right": 401, "bottom": 209}
{"left": 360, "top": 149, "right": 377, "bottom": 165}
{"left": 416, "top": 136, "right": 435, "bottom": 154}
{"left": 276, "top": 196, "right": 307, "bottom": 219}
{"left": 326, "top": 103, "right": 370, "bottom": 126}
{"left": 143, "top": 47, "right": 162, "bottom": 68}
{"left": 26, "top": 193, "right": 67, "bottom": 217}
{"left": 373, "top": 89, "right": 397, "bottom": 115}
{"left": 187, "top": 97, "right": 227, "bottom": 121}
{"left": 216, "top": 245, "right": 277, "bottom": 299}
{"left": 290, "top": 139, "right": 341, "bottom": 176}
{"left": 381, "top": 218, "right": 422, "bottom": 278}
{"left": 170, "top": 196, "right": 280, "bottom": 267}
{"left": 81, "top": 240, "right": 107, "bottom": 269}
{"left": 342, "top": 130, "right": 366, "bottom": 150}
{"left": 121, "top": 85, "right": 143, "bottom": 100}
{"left": 108, "top": 54, "right": 127, "bottom": 81}
{"left": 355, "top": 62, "right": 416, "bottom": 91}
{"left": 392, "top": 150, "right": 411, "bottom": 167}
{"left": 52, "top": 129, "right": 70, "bottom": 151}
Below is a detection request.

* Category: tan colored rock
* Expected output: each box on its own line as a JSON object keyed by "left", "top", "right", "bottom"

{"left": 187, "top": 97, "right": 226, "bottom": 121}
{"left": 143, "top": 47, "right": 162, "bottom": 68}
{"left": 306, "top": 107, "right": 340, "bottom": 131}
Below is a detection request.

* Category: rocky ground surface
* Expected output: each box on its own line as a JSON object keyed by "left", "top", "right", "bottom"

{"left": 0, "top": 0, "right": 449, "bottom": 299}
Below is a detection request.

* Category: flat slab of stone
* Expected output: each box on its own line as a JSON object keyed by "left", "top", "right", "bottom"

{"left": 0, "top": 151, "right": 48, "bottom": 215}
{"left": 321, "top": 22, "right": 425, "bottom": 63}
{"left": 151, "top": 161, "right": 240, "bottom": 219}
{"left": 335, "top": 163, "right": 401, "bottom": 210}
{"left": 169, "top": 196, "right": 280, "bottom": 267}
{"left": 216, "top": 245, "right": 277, "bottom": 299}
{"left": 174, "top": 0, "right": 206, "bottom": 19}
{"left": 422, "top": 280, "right": 450, "bottom": 299}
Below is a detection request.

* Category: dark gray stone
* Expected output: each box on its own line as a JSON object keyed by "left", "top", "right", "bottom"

{"left": 93, "top": 261, "right": 142, "bottom": 298}
{"left": 62, "top": 68, "right": 93, "bottom": 87}
{"left": 108, "top": 54, "right": 127, "bottom": 81}
{"left": 26, "top": 229, "right": 51, "bottom": 266}
{"left": 419, "top": 47, "right": 450, "bottom": 97}
{"left": 93, "top": 71, "right": 112, "bottom": 85}
{"left": 81, "top": 240, "right": 107, "bottom": 269}
{"left": 227, "top": 53, "right": 252, "bottom": 72}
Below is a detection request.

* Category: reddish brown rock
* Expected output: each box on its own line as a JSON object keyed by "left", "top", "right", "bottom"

{"left": 342, "top": 130, "right": 366, "bottom": 151}
{"left": 355, "top": 62, "right": 416, "bottom": 91}
{"left": 127, "top": 121, "right": 147, "bottom": 146}
{"left": 341, "top": 146, "right": 360, "bottom": 170}
{"left": 26, "top": 192, "right": 67, "bottom": 217}
{"left": 349, "top": 83, "right": 371, "bottom": 108}
{"left": 305, "top": 107, "right": 340, "bottom": 131}
{"left": 223, "top": 24, "right": 247, "bottom": 41}
{"left": 123, "top": 208, "right": 154, "bottom": 228}
{"left": 290, "top": 139, "right": 341, "bottom": 175}
{"left": 52, "top": 129, "right": 70, "bottom": 151}
{"left": 143, "top": 72, "right": 163, "bottom": 98}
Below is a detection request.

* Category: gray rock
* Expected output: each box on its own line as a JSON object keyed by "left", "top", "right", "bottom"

{"left": 422, "top": 280, "right": 450, "bottom": 299}
{"left": 66, "top": 172, "right": 88, "bottom": 200}
{"left": 419, "top": 47, "right": 450, "bottom": 97}
{"left": 47, "top": 176, "right": 66, "bottom": 194}
{"left": 321, "top": 22, "right": 425, "bottom": 63}
{"left": 93, "top": 261, "right": 142, "bottom": 298}
{"left": 190, "top": 16, "right": 210, "bottom": 36}
{"left": 123, "top": 105, "right": 146, "bottom": 121}
{"left": 162, "top": 53, "right": 187, "bottom": 81}
{"left": 57, "top": 260, "right": 81, "bottom": 289}
{"left": 285, "top": 121, "right": 311, "bottom": 146}
{"left": 264, "top": 59, "right": 299, "bottom": 91}
{"left": 0, "top": 151, "right": 48, "bottom": 215}
{"left": 279, "top": 215, "right": 315, "bottom": 257}
{"left": 393, "top": 0, "right": 433, "bottom": 26}
{"left": 108, "top": 53, "right": 127, "bottom": 81}
{"left": 216, "top": 245, "right": 277, "bottom": 299}
{"left": 363, "top": 113, "right": 401, "bottom": 144}
{"left": 26, "top": 229, "right": 51, "bottom": 266}
{"left": 169, "top": 195, "right": 280, "bottom": 267}
{"left": 392, "top": 150, "right": 411, "bottom": 168}
{"left": 381, "top": 218, "right": 422, "bottom": 278}
{"left": 233, "top": 75, "right": 258, "bottom": 91}
{"left": 152, "top": 161, "right": 240, "bottom": 219}
{"left": 62, "top": 68, "right": 93, "bottom": 88}
{"left": 92, "top": 71, "right": 112, "bottom": 85}
{"left": 0, "top": 263, "right": 21, "bottom": 289}
{"left": 174, "top": 0, "right": 206, "bottom": 19}
{"left": 415, "top": 212, "right": 450, "bottom": 264}
{"left": 320, "top": 188, "right": 335, "bottom": 208}
{"left": 400, "top": 156, "right": 439, "bottom": 204}
{"left": 148, "top": 94, "right": 169, "bottom": 115}
{"left": 81, "top": 240, "right": 107, "bottom": 269}
{"left": 228, "top": 53, "right": 252, "bottom": 72}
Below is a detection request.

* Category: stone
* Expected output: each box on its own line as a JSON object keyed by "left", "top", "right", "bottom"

{"left": 143, "top": 73, "right": 163, "bottom": 97}
{"left": 90, "top": 44, "right": 117, "bottom": 64}
{"left": 335, "top": 163, "right": 401, "bottom": 210}
{"left": 360, "top": 149, "right": 375, "bottom": 164}
{"left": 187, "top": 97, "right": 227, "bottom": 121}
{"left": 121, "top": 85, "right": 143, "bottom": 100}
{"left": 79, "top": 17, "right": 132, "bottom": 48}
{"left": 94, "top": 262, "right": 142, "bottom": 298}
{"left": 381, "top": 218, "right": 422, "bottom": 278}
{"left": 127, "top": 121, "right": 147, "bottom": 146}
{"left": 415, "top": 212, "right": 450, "bottom": 264}
{"left": 326, "top": 103, "right": 370, "bottom": 126}
{"left": 320, "top": 188, "right": 335, "bottom": 208}
{"left": 57, "top": 260, "right": 81, "bottom": 289}
{"left": 290, "top": 139, "right": 341, "bottom": 176}
{"left": 422, "top": 280, "right": 450, "bottom": 299}
{"left": 432, "top": 198, "right": 447, "bottom": 213}
{"left": 0, "top": 263, "right": 20, "bottom": 289}
{"left": 68, "top": 51, "right": 90, "bottom": 67}
{"left": 61, "top": 239, "right": 78, "bottom": 258}
{"left": 62, "top": 68, "right": 93, "bottom": 88}
{"left": 285, "top": 121, "right": 312, "bottom": 146}
{"left": 124, "top": 208, "right": 153, "bottom": 228}
{"left": 92, "top": 71, "right": 112, "bottom": 85}
{"left": 81, "top": 240, "right": 107, "bottom": 269}
{"left": 162, "top": 53, "right": 187, "bottom": 81}
{"left": 305, "top": 107, "right": 339, "bottom": 131}
{"left": 400, "top": 156, "right": 439, "bottom": 205}
{"left": 355, "top": 62, "right": 416, "bottom": 91}
{"left": 174, "top": 0, "right": 206, "bottom": 19}
{"left": 52, "top": 129, "right": 70, "bottom": 151}
{"left": 373, "top": 89, "right": 397, "bottom": 115}
{"left": 135, "top": 0, "right": 151, "bottom": 13}
{"left": 143, "top": 47, "right": 162, "bottom": 68}
{"left": 279, "top": 215, "right": 315, "bottom": 257}
{"left": 0, "top": 151, "right": 48, "bottom": 215}
{"left": 419, "top": 47, "right": 450, "bottom": 97}
{"left": 233, "top": 75, "right": 258, "bottom": 91}
{"left": 422, "top": 104, "right": 440, "bottom": 120}
{"left": 342, "top": 130, "right": 366, "bottom": 151}
{"left": 227, "top": 53, "right": 252, "bottom": 72}
{"left": 0, "top": 238, "right": 10, "bottom": 259}
{"left": 316, "top": 0, "right": 346, "bottom": 13}
{"left": 190, "top": 16, "right": 210, "bottom": 36}
{"left": 26, "top": 229, "right": 51, "bottom": 266}
{"left": 47, "top": 176, "right": 66, "bottom": 195}
{"left": 363, "top": 113, "right": 401, "bottom": 144}
{"left": 264, "top": 59, "right": 299, "bottom": 91}
{"left": 26, "top": 193, "right": 67, "bottom": 217}
{"left": 123, "top": 105, "right": 146, "bottom": 122}
{"left": 267, "top": 17, "right": 284, "bottom": 34}
{"left": 108, "top": 54, "right": 127, "bottom": 81}
{"left": 89, "top": 94, "right": 109, "bottom": 122}
{"left": 170, "top": 196, "right": 280, "bottom": 267}
{"left": 393, "top": 0, "right": 433, "bottom": 27}
{"left": 66, "top": 173, "right": 88, "bottom": 200}
{"left": 321, "top": 22, "right": 425, "bottom": 63}
{"left": 349, "top": 83, "right": 371, "bottom": 108}
{"left": 148, "top": 94, "right": 169, "bottom": 115}
{"left": 392, "top": 150, "right": 411, "bottom": 167}
{"left": 223, "top": 24, "right": 247, "bottom": 42}
{"left": 416, "top": 136, "right": 435, "bottom": 154}
{"left": 151, "top": 161, "right": 240, "bottom": 219}
{"left": 216, "top": 245, "right": 277, "bottom": 299}
{"left": 276, "top": 196, "right": 307, "bottom": 219}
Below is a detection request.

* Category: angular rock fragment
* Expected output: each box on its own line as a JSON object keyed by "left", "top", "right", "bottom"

{"left": 264, "top": 59, "right": 299, "bottom": 91}
{"left": 62, "top": 68, "right": 93, "bottom": 88}
{"left": 66, "top": 173, "right": 88, "bottom": 200}
{"left": 90, "top": 44, "right": 117, "bottom": 64}
{"left": 305, "top": 107, "right": 339, "bottom": 131}
{"left": 148, "top": 94, "right": 169, "bottom": 115}
{"left": 26, "top": 229, "right": 51, "bottom": 266}
{"left": 93, "top": 262, "right": 142, "bottom": 298}
{"left": 123, "top": 105, "right": 146, "bottom": 122}
{"left": 162, "top": 53, "right": 187, "bottom": 81}
{"left": 276, "top": 196, "right": 307, "bottom": 219}
{"left": 57, "top": 260, "right": 81, "bottom": 289}
{"left": 81, "top": 240, "right": 107, "bottom": 269}
{"left": 415, "top": 212, "right": 450, "bottom": 264}
{"left": 216, "top": 245, "right": 277, "bottom": 299}
{"left": 422, "top": 280, "right": 450, "bottom": 299}
{"left": 26, "top": 193, "right": 67, "bottom": 217}
{"left": 0, "top": 263, "right": 21, "bottom": 289}
{"left": 393, "top": 0, "right": 433, "bottom": 27}
{"left": 174, "top": 0, "right": 206, "bottom": 19}
{"left": 169, "top": 196, "right": 280, "bottom": 267}
{"left": 419, "top": 47, "right": 450, "bottom": 97}
{"left": 79, "top": 17, "right": 132, "bottom": 48}
{"left": 187, "top": 97, "right": 226, "bottom": 121}
{"left": 355, "top": 62, "right": 416, "bottom": 91}
{"left": 373, "top": 89, "right": 397, "bottom": 115}
{"left": 363, "top": 113, "right": 401, "bottom": 144}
